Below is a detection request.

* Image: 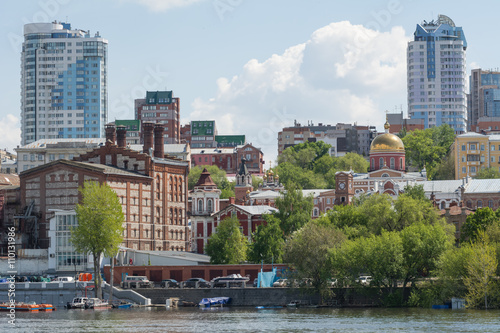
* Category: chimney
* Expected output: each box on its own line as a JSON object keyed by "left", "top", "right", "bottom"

{"left": 154, "top": 123, "right": 164, "bottom": 158}
{"left": 116, "top": 125, "right": 127, "bottom": 148}
{"left": 105, "top": 124, "right": 116, "bottom": 144}
{"left": 229, "top": 197, "right": 235, "bottom": 205}
{"left": 143, "top": 122, "right": 154, "bottom": 154}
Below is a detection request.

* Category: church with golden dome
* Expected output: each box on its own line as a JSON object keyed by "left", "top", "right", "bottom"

{"left": 335, "top": 118, "right": 425, "bottom": 202}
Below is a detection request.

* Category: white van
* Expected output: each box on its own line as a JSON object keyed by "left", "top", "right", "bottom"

{"left": 56, "top": 276, "right": 75, "bottom": 282}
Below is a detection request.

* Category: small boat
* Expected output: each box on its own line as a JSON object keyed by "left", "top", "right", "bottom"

{"left": 256, "top": 305, "right": 284, "bottom": 309}
{"left": 67, "top": 297, "right": 88, "bottom": 309}
{"left": 112, "top": 301, "right": 133, "bottom": 309}
{"left": 0, "top": 302, "right": 54, "bottom": 312}
{"left": 85, "top": 298, "right": 111, "bottom": 309}
{"left": 198, "top": 297, "right": 231, "bottom": 308}
{"left": 39, "top": 304, "right": 56, "bottom": 312}
{"left": 287, "top": 300, "right": 301, "bottom": 308}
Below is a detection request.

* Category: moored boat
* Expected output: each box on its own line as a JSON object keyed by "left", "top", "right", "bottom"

{"left": 67, "top": 297, "right": 88, "bottom": 309}
{"left": 198, "top": 297, "right": 231, "bottom": 308}
{"left": 85, "top": 298, "right": 111, "bottom": 309}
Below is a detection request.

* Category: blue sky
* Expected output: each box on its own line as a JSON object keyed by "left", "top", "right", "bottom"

{"left": 0, "top": 0, "right": 498, "bottom": 162}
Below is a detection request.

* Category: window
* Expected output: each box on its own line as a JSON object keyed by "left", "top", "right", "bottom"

{"left": 207, "top": 199, "right": 213, "bottom": 213}
{"left": 198, "top": 199, "right": 203, "bottom": 212}
{"left": 470, "top": 166, "right": 476, "bottom": 173}
{"left": 477, "top": 200, "right": 483, "bottom": 208}
{"left": 489, "top": 200, "right": 494, "bottom": 208}
{"left": 390, "top": 157, "right": 395, "bottom": 169}
{"left": 379, "top": 157, "right": 384, "bottom": 167}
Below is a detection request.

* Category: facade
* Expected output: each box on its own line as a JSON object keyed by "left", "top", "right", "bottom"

{"left": 0, "top": 175, "right": 21, "bottom": 255}
{"left": 21, "top": 22, "right": 108, "bottom": 145}
{"left": 191, "top": 144, "right": 264, "bottom": 174}
{"left": 278, "top": 121, "right": 376, "bottom": 156}
{"left": 189, "top": 169, "right": 221, "bottom": 254}
{"left": 18, "top": 124, "right": 190, "bottom": 271}
{"left": 135, "top": 91, "right": 180, "bottom": 144}
{"left": 387, "top": 112, "right": 425, "bottom": 134}
{"left": 15, "top": 138, "right": 106, "bottom": 172}
{"left": 454, "top": 132, "right": 500, "bottom": 179}
{"left": 215, "top": 135, "right": 245, "bottom": 147}
{"left": 468, "top": 69, "right": 500, "bottom": 132}
{"left": 190, "top": 120, "right": 217, "bottom": 148}
{"left": 407, "top": 15, "right": 467, "bottom": 133}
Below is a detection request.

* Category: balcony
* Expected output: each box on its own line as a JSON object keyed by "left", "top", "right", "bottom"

{"left": 193, "top": 210, "right": 214, "bottom": 216}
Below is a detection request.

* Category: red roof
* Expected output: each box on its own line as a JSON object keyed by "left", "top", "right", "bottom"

{"left": 195, "top": 168, "right": 217, "bottom": 188}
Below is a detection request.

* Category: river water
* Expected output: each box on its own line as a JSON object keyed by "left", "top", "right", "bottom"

{"left": 3, "top": 307, "right": 500, "bottom": 332}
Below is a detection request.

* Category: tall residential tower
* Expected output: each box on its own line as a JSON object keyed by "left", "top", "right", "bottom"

{"left": 21, "top": 22, "right": 108, "bottom": 145}
{"left": 407, "top": 14, "right": 467, "bottom": 134}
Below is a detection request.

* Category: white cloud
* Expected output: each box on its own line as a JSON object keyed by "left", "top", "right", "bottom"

{"left": 0, "top": 114, "right": 21, "bottom": 152}
{"left": 190, "top": 21, "right": 411, "bottom": 163}
{"left": 126, "top": 0, "right": 205, "bottom": 11}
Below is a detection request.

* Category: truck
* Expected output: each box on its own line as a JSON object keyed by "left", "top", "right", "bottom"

{"left": 120, "top": 275, "right": 154, "bottom": 289}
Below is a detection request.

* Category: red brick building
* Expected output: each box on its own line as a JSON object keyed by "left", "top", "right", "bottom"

{"left": 191, "top": 144, "right": 264, "bottom": 174}
{"left": 135, "top": 91, "right": 180, "bottom": 144}
{"left": 19, "top": 123, "right": 190, "bottom": 253}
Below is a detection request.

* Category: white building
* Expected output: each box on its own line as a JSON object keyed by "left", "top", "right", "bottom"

{"left": 407, "top": 14, "right": 467, "bottom": 133}
{"left": 21, "top": 22, "right": 108, "bottom": 145}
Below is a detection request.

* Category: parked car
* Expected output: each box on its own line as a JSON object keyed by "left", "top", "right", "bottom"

{"left": 272, "top": 278, "right": 288, "bottom": 287}
{"left": 121, "top": 276, "right": 154, "bottom": 289}
{"left": 211, "top": 274, "right": 249, "bottom": 288}
{"left": 356, "top": 276, "right": 372, "bottom": 286}
{"left": 160, "top": 279, "right": 180, "bottom": 288}
{"left": 182, "top": 278, "right": 211, "bottom": 288}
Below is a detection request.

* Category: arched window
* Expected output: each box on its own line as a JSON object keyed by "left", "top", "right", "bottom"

{"left": 477, "top": 200, "right": 483, "bottom": 208}
{"left": 489, "top": 200, "right": 494, "bottom": 208}
{"left": 381, "top": 173, "right": 390, "bottom": 177}
{"left": 371, "top": 158, "right": 375, "bottom": 169}
{"left": 207, "top": 199, "right": 213, "bottom": 213}
{"left": 198, "top": 199, "right": 203, "bottom": 213}
{"left": 399, "top": 158, "right": 403, "bottom": 170}
{"left": 466, "top": 200, "right": 472, "bottom": 208}
{"left": 313, "top": 208, "right": 319, "bottom": 217}
{"left": 440, "top": 202, "right": 445, "bottom": 209}
{"left": 390, "top": 157, "right": 395, "bottom": 169}
{"left": 379, "top": 157, "right": 384, "bottom": 168}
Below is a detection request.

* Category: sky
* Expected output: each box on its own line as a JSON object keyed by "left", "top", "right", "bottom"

{"left": 0, "top": 0, "right": 499, "bottom": 163}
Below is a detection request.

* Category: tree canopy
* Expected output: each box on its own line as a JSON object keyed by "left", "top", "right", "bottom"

{"left": 205, "top": 216, "right": 248, "bottom": 264}
{"left": 284, "top": 220, "right": 345, "bottom": 302}
{"left": 276, "top": 140, "right": 369, "bottom": 189}
{"left": 71, "top": 181, "right": 124, "bottom": 299}
{"left": 401, "top": 124, "right": 455, "bottom": 179}
{"left": 274, "top": 183, "right": 314, "bottom": 236}
{"left": 475, "top": 167, "right": 500, "bottom": 180}
{"left": 248, "top": 215, "right": 285, "bottom": 264}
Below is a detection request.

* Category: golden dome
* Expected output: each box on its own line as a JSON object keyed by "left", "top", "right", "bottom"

{"left": 370, "top": 133, "right": 405, "bottom": 151}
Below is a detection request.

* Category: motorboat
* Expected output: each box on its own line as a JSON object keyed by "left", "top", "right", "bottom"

{"left": 67, "top": 297, "right": 88, "bottom": 309}
{"left": 85, "top": 298, "right": 111, "bottom": 309}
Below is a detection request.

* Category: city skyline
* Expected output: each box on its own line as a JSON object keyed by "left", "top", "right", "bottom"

{"left": 3, "top": 1, "right": 500, "bottom": 162}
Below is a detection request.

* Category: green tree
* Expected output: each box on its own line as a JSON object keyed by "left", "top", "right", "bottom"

{"left": 205, "top": 216, "right": 248, "bottom": 264}
{"left": 402, "top": 124, "right": 455, "bottom": 178}
{"left": 333, "top": 152, "right": 370, "bottom": 173}
{"left": 276, "top": 162, "right": 327, "bottom": 189}
{"left": 461, "top": 207, "right": 499, "bottom": 243}
{"left": 475, "top": 167, "right": 500, "bottom": 179}
{"left": 402, "top": 184, "right": 426, "bottom": 201}
{"left": 252, "top": 175, "right": 263, "bottom": 190}
{"left": 284, "top": 221, "right": 345, "bottom": 303}
{"left": 274, "top": 183, "right": 314, "bottom": 235}
{"left": 359, "top": 194, "right": 395, "bottom": 234}
{"left": 248, "top": 215, "right": 284, "bottom": 264}
{"left": 400, "top": 222, "right": 454, "bottom": 293}
{"left": 432, "top": 152, "right": 455, "bottom": 180}
{"left": 464, "top": 232, "right": 498, "bottom": 309}
{"left": 335, "top": 231, "right": 403, "bottom": 291}
{"left": 71, "top": 181, "right": 124, "bottom": 299}
{"left": 323, "top": 204, "right": 369, "bottom": 239}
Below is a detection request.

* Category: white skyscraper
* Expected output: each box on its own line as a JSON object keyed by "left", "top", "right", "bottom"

{"left": 407, "top": 14, "right": 467, "bottom": 134}
{"left": 21, "top": 22, "right": 108, "bottom": 145}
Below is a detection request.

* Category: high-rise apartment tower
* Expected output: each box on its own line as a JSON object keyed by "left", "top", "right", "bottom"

{"left": 407, "top": 14, "right": 467, "bottom": 134}
{"left": 21, "top": 22, "right": 108, "bottom": 145}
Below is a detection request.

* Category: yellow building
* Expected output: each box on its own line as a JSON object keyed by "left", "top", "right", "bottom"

{"left": 454, "top": 133, "right": 500, "bottom": 179}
